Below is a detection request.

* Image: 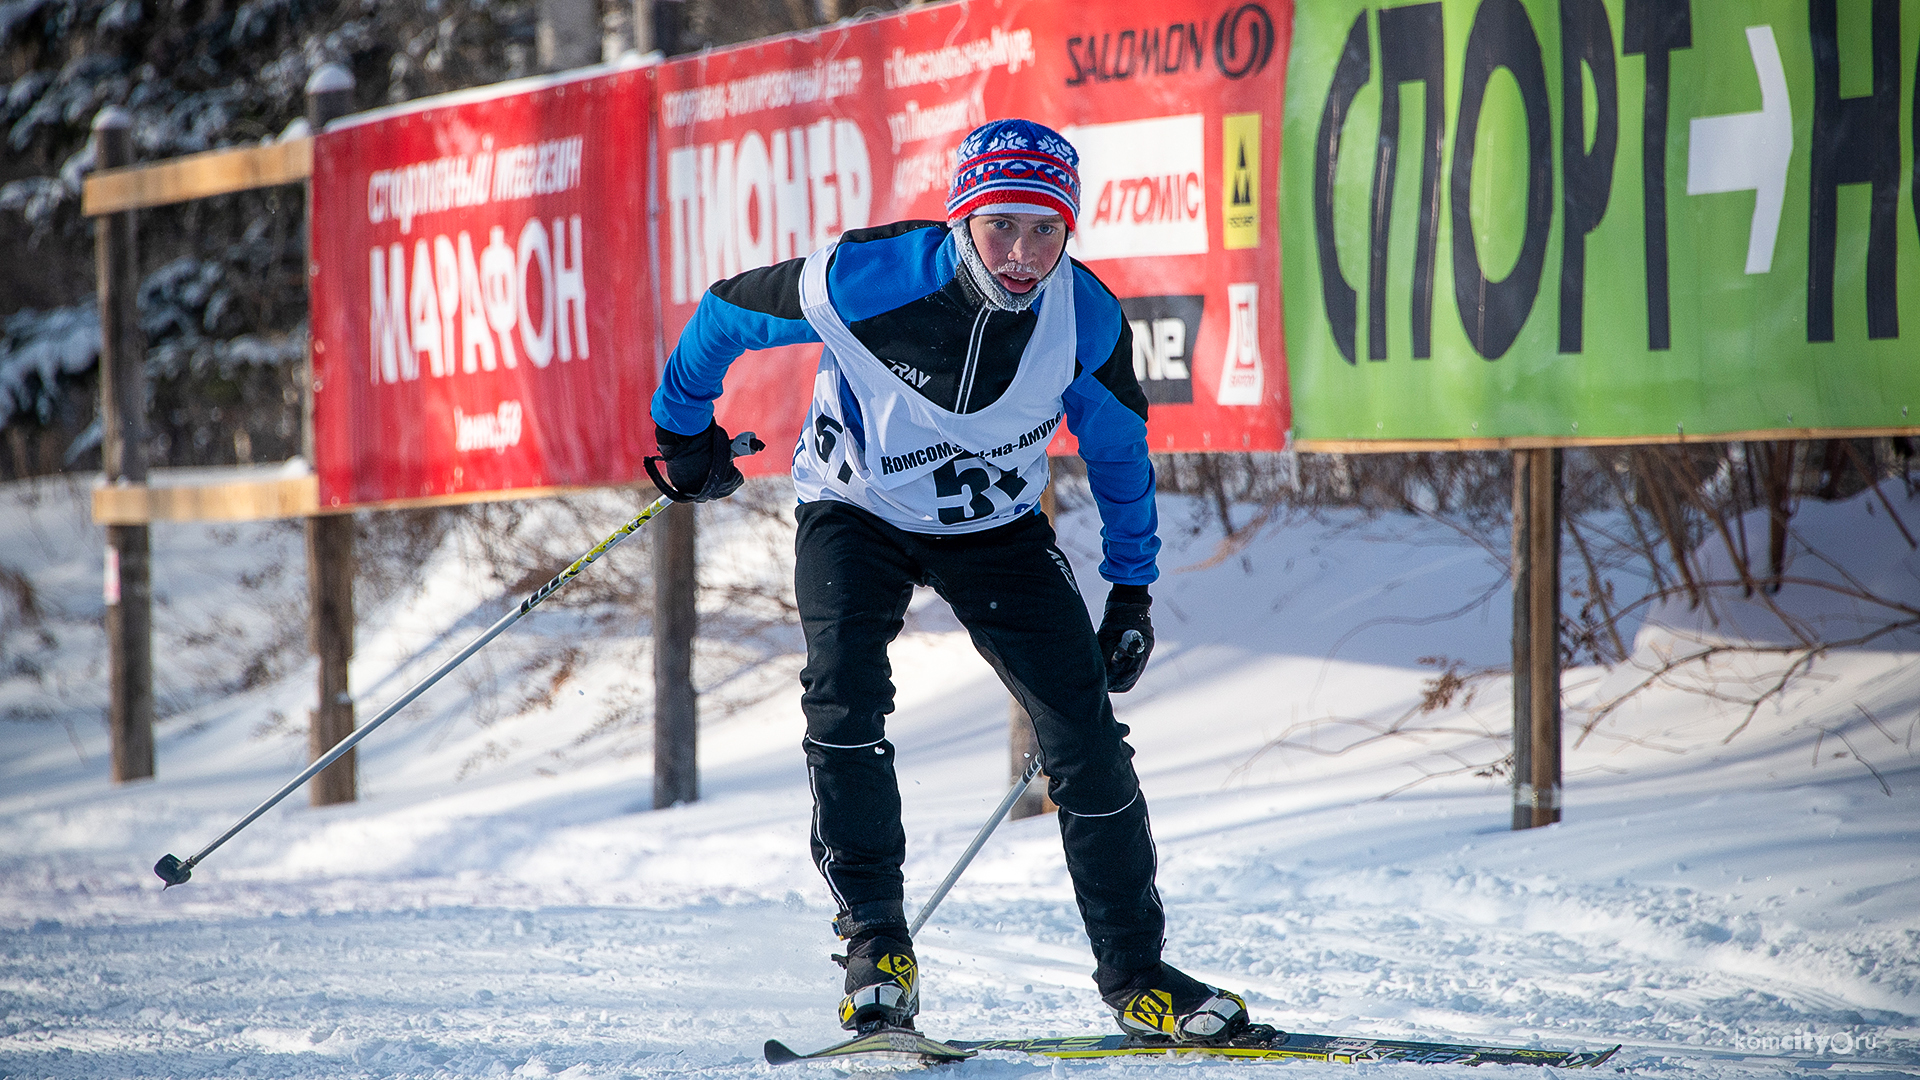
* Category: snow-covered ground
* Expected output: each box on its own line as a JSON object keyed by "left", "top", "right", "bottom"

{"left": 2, "top": 470, "right": 1917, "bottom": 1079}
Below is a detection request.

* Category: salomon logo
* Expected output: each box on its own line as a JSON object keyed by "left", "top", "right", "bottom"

{"left": 1213, "top": 4, "right": 1274, "bottom": 80}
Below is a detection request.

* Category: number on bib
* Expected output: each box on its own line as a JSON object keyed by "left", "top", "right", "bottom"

{"left": 812, "top": 413, "right": 856, "bottom": 485}
{"left": 813, "top": 414, "right": 841, "bottom": 460}
{"left": 933, "top": 455, "right": 1029, "bottom": 525}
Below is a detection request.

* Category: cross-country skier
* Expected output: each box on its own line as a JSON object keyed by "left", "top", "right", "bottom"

{"left": 649, "top": 119, "right": 1248, "bottom": 1043}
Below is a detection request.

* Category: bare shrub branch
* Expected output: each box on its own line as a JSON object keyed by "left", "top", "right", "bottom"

{"left": 1225, "top": 439, "right": 1920, "bottom": 797}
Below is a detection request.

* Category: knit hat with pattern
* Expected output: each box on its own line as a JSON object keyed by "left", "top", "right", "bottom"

{"left": 945, "top": 119, "right": 1080, "bottom": 230}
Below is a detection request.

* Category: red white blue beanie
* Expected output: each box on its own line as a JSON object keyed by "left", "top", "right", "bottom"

{"left": 946, "top": 119, "right": 1081, "bottom": 231}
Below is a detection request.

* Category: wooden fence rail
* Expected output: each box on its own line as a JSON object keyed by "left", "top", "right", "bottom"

{"left": 82, "top": 139, "right": 312, "bottom": 217}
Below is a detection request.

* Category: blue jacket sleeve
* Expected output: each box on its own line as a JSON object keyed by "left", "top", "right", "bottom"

{"left": 1064, "top": 373, "right": 1161, "bottom": 586}
{"left": 650, "top": 278, "right": 820, "bottom": 436}
{"left": 1063, "top": 267, "right": 1160, "bottom": 586}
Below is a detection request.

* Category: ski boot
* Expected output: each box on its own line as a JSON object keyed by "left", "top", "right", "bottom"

{"left": 834, "top": 926, "right": 919, "bottom": 1032}
{"left": 1099, "top": 961, "right": 1248, "bottom": 1042}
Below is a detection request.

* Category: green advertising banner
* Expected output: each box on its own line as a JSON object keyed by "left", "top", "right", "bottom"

{"left": 1281, "top": 0, "right": 1920, "bottom": 448}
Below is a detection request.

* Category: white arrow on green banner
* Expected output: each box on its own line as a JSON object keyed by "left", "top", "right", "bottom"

{"left": 1684, "top": 25, "right": 1793, "bottom": 275}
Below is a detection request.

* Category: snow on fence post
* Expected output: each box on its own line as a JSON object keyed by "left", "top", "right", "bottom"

{"left": 305, "top": 64, "right": 359, "bottom": 807}
{"left": 93, "top": 106, "right": 156, "bottom": 785}
{"left": 1510, "top": 448, "right": 1563, "bottom": 830}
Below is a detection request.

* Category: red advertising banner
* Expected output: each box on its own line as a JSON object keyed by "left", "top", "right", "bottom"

{"left": 310, "top": 65, "right": 654, "bottom": 509}
{"left": 655, "top": 0, "right": 1293, "bottom": 475}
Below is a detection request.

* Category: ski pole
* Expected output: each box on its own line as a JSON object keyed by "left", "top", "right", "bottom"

{"left": 153, "top": 433, "right": 761, "bottom": 888}
{"left": 909, "top": 753, "right": 1044, "bottom": 937}
{"left": 905, "top": 629, "right": 1144, "bottom": 935}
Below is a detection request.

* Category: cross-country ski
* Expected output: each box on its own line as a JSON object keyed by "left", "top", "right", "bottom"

{"left": 765, "top": 1024, "right": 1622, "bottom": 1068}
{"left": 764, "top": 1027, "right": 976, "bottom": 1065}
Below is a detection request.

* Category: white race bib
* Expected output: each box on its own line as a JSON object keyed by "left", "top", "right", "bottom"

{"left": 792, "top": 242, "right": 1077, "bottom": 533}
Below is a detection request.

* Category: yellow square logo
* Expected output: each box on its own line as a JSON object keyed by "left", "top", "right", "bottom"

{"left": 1222, "top": 113, "right": 1260, "bottom": 250}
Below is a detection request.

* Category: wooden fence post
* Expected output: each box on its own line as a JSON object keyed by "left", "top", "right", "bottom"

{"left": 305, "top": 64, "right": 358, "bottom": 807}
{"left": 651, "top": 0, "right": 688, "bottom": 56}
{"left": 1008, "top": 699, "right": 1055, "bottom": 820}
{"left": 94, "top": 106, "right": 154, "bottom": 784}
{"left": 654, "top": 501, "right": 699, "bottom": 808}
{"left": 630, "top": 0, "right": 654, "bottom": 53}
{"left": 539, "top": 0, "right": 601, "bottom": 71}
{"left": 1510, "top": 448, "right": 1562, "bottom": 829}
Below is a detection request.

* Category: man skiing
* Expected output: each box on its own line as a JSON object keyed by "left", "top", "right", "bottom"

{"left": 649, "top": 119, "right": 1247, "bottom": 1043}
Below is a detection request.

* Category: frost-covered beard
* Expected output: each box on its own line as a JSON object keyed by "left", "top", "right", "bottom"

{"left": 951, "top": 221, "right": 1061, "bottom": 313}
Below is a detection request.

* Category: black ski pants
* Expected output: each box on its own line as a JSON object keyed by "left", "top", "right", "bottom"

{"left": 794, "top": 499, "right": 1165, "bottom": 979}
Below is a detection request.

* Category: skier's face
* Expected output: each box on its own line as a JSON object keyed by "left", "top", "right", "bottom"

{"left": 967, "top": 212, "right": 1068, "bottom": 294}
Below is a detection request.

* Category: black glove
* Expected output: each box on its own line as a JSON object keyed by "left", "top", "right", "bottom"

{"left": 1096, "top": 583, "right": 1154, "bottom": 693}
{"left": 649, "top": 421, "right": 750, "bottom": 503}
